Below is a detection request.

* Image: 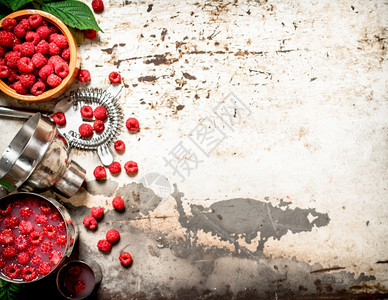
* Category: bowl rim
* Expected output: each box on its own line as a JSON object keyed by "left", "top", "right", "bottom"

{"left": 0, "top": 9, "right": 79, "bottom": 102}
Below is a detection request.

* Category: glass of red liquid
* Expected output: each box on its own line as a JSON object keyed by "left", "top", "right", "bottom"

{"left": 56, "top": 260, "right": 102, "bottom": 299}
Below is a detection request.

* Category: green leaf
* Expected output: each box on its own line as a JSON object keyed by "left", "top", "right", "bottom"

{"left": 9, "top": 0, "right": 33, "bottom": 10}
{"left": 0, "top": 0, "right": 11, "bottom": 9}
{"left": 41, "top": 0, "right": 102, "bottom": 31}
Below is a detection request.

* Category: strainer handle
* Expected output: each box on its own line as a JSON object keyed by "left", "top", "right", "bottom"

{"left": 0, "top": 106, "right": 36, "bottom": 119}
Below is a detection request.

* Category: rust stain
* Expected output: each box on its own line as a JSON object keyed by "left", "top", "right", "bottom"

{"left": 176, "top": 105, "right": 185, "bottom": 111}
{"left": 101, "top": 44, "right": 118, "bottom": 54}
{"left": 144, "top": 53, "right": 178, "bottom": 65}
{"left": 161, "top": 28, "right": 168, "bottom": 41}
{"left": 182, "top": 72, "right": 197, "bottom": 80}
{"left": 138, "top": 76, "right": 158, "bottom": 83}
{"left": 310, "top": 266, "right": 346, "bottom": 274}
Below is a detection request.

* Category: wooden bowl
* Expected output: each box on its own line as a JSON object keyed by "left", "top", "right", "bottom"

{"left": 0, "top": 10, "right": 79, "bottom": 102}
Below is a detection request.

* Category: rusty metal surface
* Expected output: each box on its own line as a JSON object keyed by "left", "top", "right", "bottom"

{"left": 0, "top": 0, "right": 387, "bottom": 299}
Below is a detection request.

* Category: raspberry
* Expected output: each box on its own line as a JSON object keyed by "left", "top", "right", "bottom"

{"left": 49, "top": 42, "right": 61, "bottom": 55}
{"left": 84, "top": 29, "right": 97, "bottom": 39}
{"left": 31, "top": 81, "right": 45, "bottom": 96}
{"left": 106, "top": 229, "right": 120, "bottom": 243}
{"left": 50, "top": 211, "right": 60, "bottom": 221}
{"left": 17, "top": 57, "right": 34, "bottom": 73}
{"left": 31, "top": 255, "right": 42, "bottom": 266}
{"left": 126, "top": 117, "right": 140, "bottom": 132}
{"left": 4, "top": 215, "right": 19, "bottom": 228}
{"left": 0, "top": 229, "right": 14, "bottom": 245}
{"left": 5, "top": 264, "right": 20, "bottom": 279}
{"left": 13, "top": 81, "right": 28, "bottom": 94}
{"left": 49, "top": 249, "right": 62, "bottom": 265}
{"left": 28, "top": 14, "right": 43, "bottom": 28}
{"left": 13, "top": 24, "right": 27, "bottom": 38}
{"left": 83, "top": 216, "right": 97, "bottom": 230}
{"left": 17, "top": 252, "right": 30, "bottom": 265}
{"left": 19, "top": 19, "right": 32, "bottom": 30}
{"left": 79, "top": 123, "right": 93, "bottom": 137}
{"left": 5, "top": 51, "right": 21, "bottom": 68}
{"left": 29, "top": 231, "right": 44, "bottom": 245}
{"left": 74, "top": 280, "right": 86, "bottom": 293}
{"left": 78, "top": 69, "right": 91, "bottom": 82}
{"left": 36, "top": 25, "right": 50, "bottom": 40}
{"left": 43, "top": 224, "right": 57, "bottom": 239}
{"left": 90, "top": 207, "right": 104, "bottom": 219}
{"left": 108, "top": 161, "right": 121, "bottom": 174}
{"left": 93, "top": 119, "right": 105, "bottom": 132}
{"left": 38, "top": 64, "right": 54, "bottom": 80}
{"left": 51, "top": 113, "right": 67, "bottom": 128}
{"left": 80, "top": 105, "right": 93, "bottom": 119}
{"left": 47, "top": 73, "right": 62, "bottom": 87}
{"left": 19, "top": 220, "right": 34, "bottom": 235}
{"left": 3, "top": 246, "right": 17, "bottom": 259}
{"left": 61, "top": 47, "right": 70, "bottom": 60}
{"left": 31, "top": 52, "right": 47, "bottom": 68}
{"left": 40, "top": 240, "right": 53, "bottom": 253}
{"left": 38, "top": 262, "right": 51, "bottom": 276}
{"left": 93, "top": 166, "right": 106, "bottom": 180}
{"left": 109, "top": 71, "right": 121, "bottom": 84}
{"left": 25, "top": 31, "right": 40, "bottom": 45}
{"left": 0, "top": 31, "right": 14, "bottom": 47}
{"left": 35, "top": 213, "right": 48, "bottom": 225}
{"left": 114, "top": 140, "right": 125, "bottom": 152}
{"left": 119, "top": 252, "right": 132, "bottom": 266}
{"left": 52, "top": 34, "right": 67, "bottom": 48}
{"left": 0, "top": 46, "right": 5, "bottom": 57}
{"left": 48, "top": 25, "right": 59, "bottom": 35}
{"left": 20, "top": 42, "right": 35, "bottom": 57}
{"left": 15, "top": 235, "right": 28, "bottom": 251}
{"left": 11, "top": 34, "right": 20, "bottom": 47}
{"left": 0, "top": 203, "right": 11, "bottom": 215}
{"left": 94, "top": 106, "right": 108, "bottom": 120}
{"left": 48, "top": 55, "right": 64, "bottom": 67}
{"left": 97, "top": 239, "right": 111, "bottom": 252}
{"left": 56, "top": 234, "right": 67, "bottom": 246}
{"left": 35, "top": 39, "right": 49, "bottom": 54}
{"left": 124, "top": 161, "right": 138, "bottom": 174}
{"left": 27, "top": 245, "right": 37, "bottom": 256}
{"left": 112, "top": 196, "right": 125, "bottom": 210}
{"left": 19, "top": 207, "right": 33, "bottom": 219}
{"left": 21, "top": 265, "right": 37, "bottom": 282}
{"left": 20, "top": 73, "right": 36, "bottom": 88}
{"left": 57, "top": 221, "right": 66, "bottom": 232}
{"left": 54, "top": 62, "right": 69, "bottom": 78}
{"left": 2, "top": 18, "right": 17, "bottom": 32}
{"left": 92, "top": 0, "right": 104, "bottom": 12}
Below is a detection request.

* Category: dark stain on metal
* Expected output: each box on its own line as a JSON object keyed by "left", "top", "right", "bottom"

{"left": 176, "top": 104, "right": 185, "bottom": 111}
{"left": 138, "top": 75, "right": 158, "bottom": 83}
{"left": 182, "top": 72, "right": 197, "bottom": 80}
{"left": 310, "top": 266, "right": 346, "bottom": 274}
{"left": 147, "top": 4, "right": 153, "bottom": 12}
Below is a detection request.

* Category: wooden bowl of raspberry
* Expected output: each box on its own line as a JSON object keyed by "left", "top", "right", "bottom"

{"left": 0, "top": 10, "right": 79, "bottom": 102}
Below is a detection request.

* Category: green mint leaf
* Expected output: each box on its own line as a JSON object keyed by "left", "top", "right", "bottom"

{"left": 41, "top": 0, "right": 102, "bottom": 31}
{"left": 9, "top": 0, "right": 33, "bottom": 10}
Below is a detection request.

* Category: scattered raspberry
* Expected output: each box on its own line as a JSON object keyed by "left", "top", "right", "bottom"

{"left": 31, "top": 52, "right": 47, "bottom": 68}
{"left": 0, "top": 31, "right": 14, "bottom": 47}
{"left": 2, "top": 18, "right": 17, "bottom": 32}
{"left": 29, "top": 231, "right": 44, "bottom": 245}
{"left": 68, "top": 265, "right": 81, "bottom": 277}
{"left": 83, "top": 215, "right": 97, "bottom": 230}
{"left": 79, "top": 123, "right": 93, "bottom": 137}
{"left": 47, "top": 73, "right": 62, "bottom": 87}
{"left": 40, "top": 240, "right": 54, "bottom": 253}
{"left": 20, "top": 42, "right": 35, "bottom": 57}
{"left": 52, "top": 112, "right": 66, "bottom": 126}
{"left": 114, "top": 140, "right": 125, "bottom": 152}
{"left": 38, "top": 64, "right": 54, "bottom": 80}
{"left": 92, "top": 0, "right": 104, "bottom": 12}
{"left": 74, "top": 280, "right": 86, "bottom": 293}
{"left": 78, "top": 69, "right": 91, "bottom": 82}
{"left": 124, "top": 161, "right": 138, "bottom": 174}
{"left": 20, "top": 73, "right": 36, "bottom": 88}
{"left": 112, "top": 196, "right": 125, "bottom": 210}
{"left": 13, "top": 81, "right": 28, "bottom": 94}
{"left": 35, "top": 213, "right": 48, "bottom": 225}
{"left": 126, "top": 117, "right": 140, "bottom": 132}
{"left": 49, "top": 250, "right": 62, "bottom": 265}
{"left": 13, "top": 24, "right": 27, "bottom": 38}
{"left": 19, "top": 220, "right": 34, "bottom": 235}
{"left": 21, "top": 265, "right": 37, "bottom": 282}
{"left": 25, "top": 31, "right": 40, "bottom": 45}
{"left": 18, "top": 57, "right": 34, "bottom": 73}
{"left": 56, "top": 234, "right": 67, "bottom": 246}
{"left": 5, "top": 51, "right": 21, "bottom": 68}
{"left": 119, "top": 252, "right": 133, "bottom": 266}
{"left": 4, "top": 215, "right": 19, "bottom": 228}
{"left": 38, "top": 262, "right": 51, "bottom": 276}
{"left": 52, "top": 34, "right": 67, "bottom": 48}
{"left": 28, "top": 14, "right": 43, "bottom": 28}
{"left": 90, "top": 207, "right": 104, "bottom": 219}
{"left": 94, "top": 106, "right": 108, "bottom": 120}
{"left": 36, "top": 25, "right": 50, "bottom": 40}
{"left": 5, "top": 264, "right": 20, "bottom": 279}
{"left": 0, "top": 229, "right": 14, "bottom": 245}
{"left": 2, "top": 246, "right": 17, "bottom": 259}
{"left": 31, "top": 255, "right": 42, "bottom": 266}
{"left": 93, "top": 166, "right": 106, "bottom": 180}
{"left": 80, "top": 105, "right": 93, "bottom": 119}
{"left": 108, "top": 161, "right": 121, "bottom": 174}
{"left": 17, "top": 252, "right": 30, "bottom": 265}
{"left": 35, "top": 39, "right": 49, "bottom": 54}
{"left": 84, "top": 29, "right": 97, "bottom": 39}
{"left": 93, "top": 119, "right": 105, "bottom": 133}
{"left": 43, "top": 224, "right": 57, "bottom": 239}
{"left": 109, "top": 71, "right": 121, "bottom": 84}
{"left": 97, "top": 239, "right": 111, "bottom": 252}
{"left": 0, "top": 203, "right": 11, "bottom": 215}
{"left": 106, "top": 229, "right": 120, "bottom": 243}
{"left": 15, "top": 235, "right": 28, "bottom": 251}
{"left": 54, "top": 62, "right": 69, "bottom": 78}
{"left": 61, "top": 46, "right": 70, "bottom": 60}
